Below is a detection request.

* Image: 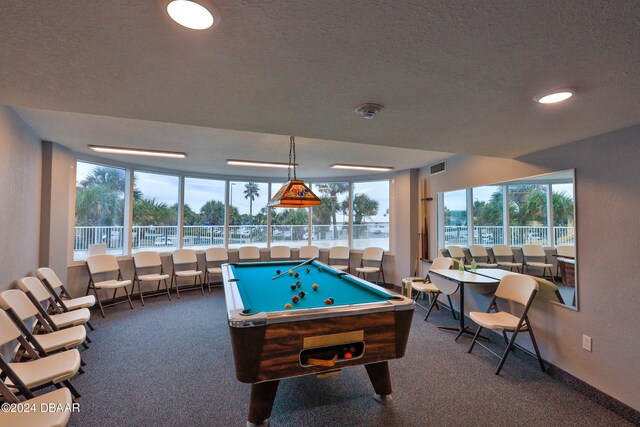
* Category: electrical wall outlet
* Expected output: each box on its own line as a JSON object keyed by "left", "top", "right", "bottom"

{"left": 582, "top": 335, "right": 592, "bottom": 352}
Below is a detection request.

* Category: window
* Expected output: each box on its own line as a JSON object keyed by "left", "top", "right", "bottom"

{"left": 132, "top": 171, "right": 180, "bottom": 252}
{"left": 228, "top": 181, "right": 268, "bottom": 248}
{"left": 310, "top": 183, "right": 349, "bottom": 248}
{"left": 183, "top": 177, "right": 226, "bottom": 249}
{"left": 472, "top": 186, "right": 504, "bottom": 245}
{"left": 74, "top": 161, "right": 126, "bottom": 260}
{"left": 269, "top": 182, "right": 310, "bottom": 248}
{"left": 443, "top": 189, "right": 468, "bottom": 246}
{"left": 508, "top": 184, "right": 549, "bottom": 246}
{"left": 552, "top": 183, "right": 575, "bottom": 245}
{"left": 352, "top": 181, "right": 390, "bottom": 251}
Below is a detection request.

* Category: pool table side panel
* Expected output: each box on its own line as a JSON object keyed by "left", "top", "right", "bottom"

{"left": 394, "top": 309, "right": 414, "bottom": 358}
{"left": 256, "top": 311, "right": 399, "bottom": 382}
{"left": 228, "top": 325, "right": 267, "bottom": 383}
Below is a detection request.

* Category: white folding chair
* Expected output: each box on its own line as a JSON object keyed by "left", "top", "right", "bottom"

{"left": 18, "top": 278, "right": 92, "bottom": 333}
{"left": 356, "top": 247, "right": 385, "bottom": 284}
{"left": 132, "top": 251, "right": 171, "bottom": 305}
{"left": 555, "top": 245, "right": 575, "bottom": 277}
{"left": 328, "top": 246, "right": 350, "bottom": 273}
{"left": 0, "top": 290, "right": 87, "bottom": 361}
{"left": 171, "top": 249, "right": 204, "bottom": 298}
{"left": 522, "top": 245, "right": 554, "bottom": 279}
{"left": 86, "top": 254, "right": 134, "bottom": 317}
{"left": 468, "top": 245, "right": 498, "bottom": 268}
{"left": 0, "top": 310, "right": 81, "bottom": 399}
{"left": 298, "top": 245, "right": 319, "bottom": 260}
{"left": 238, "top": 246, "right": 260, "bottom": 262}
{"left": 204, "top": 248, "right": 228, "bottom": 291}
{"left": 0, "top": 383, "right": 73, "bottom": 427}
{"left": 404, "top": 257, "right": 457, "bottom": 321}
{"left": 446, "top": 245, "right": 468, "bottom": 269}
{"left": 492, "top": 244, "right": 522, "bottom": 272}
{"left": 270, "top": 245, "right": 291, "bottom": 260}
{"left": 467, "top": 274, "right": 545, "bottom": 375}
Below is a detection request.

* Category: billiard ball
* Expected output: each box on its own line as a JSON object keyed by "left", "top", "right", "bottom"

{"left": 288, "top": 270, "right": 293, "bottom": 276}
{"left": 298, "top": 291, "right": 306, "bottom": 298}
{"left": 317, "top": 267, "right": 323, "bottom": 272}
{"left": 292, "top": 296, "right": 299, "bottom": 303}
{"left": 312, "top": 284, "right": 318, "bottom": 291}
{"left": 284, "top": 303, "right": 292, "bottom": 309}
{"left": 296, "top": 281, "right": 302, "bottom": 287}
{"left": 306, "top": 268, "right": 310, "bottom": 273}
{"left": 294, "top": 272, "right": 299, "bottom": 278}
{"left": 324, "top": 299, "right": 331, "bottom": 305}
{"left": 328, "top": 297, "right": 334, "bottom": 304}
{"left": 290, "top": 284, "right": 297, "bottom": 291}
{"left": 276, "top": 269, "right": 281, "bottom": 274}
{"left": 344, "top": 352, "right": 353, "bottom": 359}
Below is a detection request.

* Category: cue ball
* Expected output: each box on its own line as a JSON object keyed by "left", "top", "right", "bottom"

{"left": 288, "top": 270, "right": 293, "bottom": 275}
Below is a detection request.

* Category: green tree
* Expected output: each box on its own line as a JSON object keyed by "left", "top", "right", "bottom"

{"left": 350, "top": 193, "right": 379, "bottom": 224}
{"left": 133, "top": 198, "right": 174, "bottom": 226}
{"left": 243, "top": 182, "right": 260, "bottom": 218}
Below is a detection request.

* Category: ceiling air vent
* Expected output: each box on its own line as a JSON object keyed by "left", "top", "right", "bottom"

{"left": 430, "top": 161, "right": 446, "bottom": 176}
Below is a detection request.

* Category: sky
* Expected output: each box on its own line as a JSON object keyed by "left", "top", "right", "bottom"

{"left": 77, "top": 162, "right": 391, "bottom": 222}
{"left": 444, "top": 183, "right": 574, "bottom": 211}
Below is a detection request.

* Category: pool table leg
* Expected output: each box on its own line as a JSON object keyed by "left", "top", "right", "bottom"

{"left": 247, "top": 380, "right": 280, "bottom": 427}
{"left": 365, "top": 361, "right": 393, "bottom": 402}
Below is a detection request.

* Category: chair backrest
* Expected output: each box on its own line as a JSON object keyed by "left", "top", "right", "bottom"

{"left": 556, "top": 245, "right": 575, "bottom": 257}
{"left": 522, "top": 244, "right": 546, "bottom": 258}
{"left": 430, "top": 257, "right": 453, "bottom": 271}
{"left": 17, "top": 277, "right": 52, "bottom": 303}
{"left": 529, "top": 276, "right": 564, "bottom": 304}
{"left": 134, "top": 251, "right": 162, "bottom": 269}
{"left": 88, "top": 243, "right": 107, "bottom": 256}
{"left": 492, "top": 244, "right": 514, "bottom": 257}
{"left": 172, "top": 249, "right": 197, "bottom": 265}
{"left": 361, "top": 247, "right": 384, "bottom": 262}
{"left": 87, "top": 254, "right": 120, "bottom": 274}
{"left": 469, "top": 245, "right": 489, "bottom": 259}
{"left": 447, "top": 245, "right": 466, "bottom": 259}
{"left": 495, "top": 275, "right": 538, "bottom": 306}
{"left": 329, "top": 246, "right": 349, "bottom": 260}
{"left": 205, "top": 247, "right": 228, "bottom": 263}
{"left": 298, "top": 245, "right": 319, "bottom": 259}
{"left": 0, "top": 289, "right": 39, "bottom": 320}
{"left": 270, "top": 246, "right": 291, "bottom": 259}
{"left": 36, "top": 268, "right": 64, "bottom": 290}
{"left": 0, "top": 309, "right": 22, "bottom": 346}
{"left": 238, "top": 246, "right": 260, "bottom": 261}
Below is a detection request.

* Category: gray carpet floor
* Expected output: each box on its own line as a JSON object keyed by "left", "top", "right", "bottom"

{"left": 68, "top": 289, "right": 631, "bottom": 427}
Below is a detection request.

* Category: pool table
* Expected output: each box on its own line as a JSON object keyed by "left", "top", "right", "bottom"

{"left": 222, "top": 259, "right": 414, "bottom": 426}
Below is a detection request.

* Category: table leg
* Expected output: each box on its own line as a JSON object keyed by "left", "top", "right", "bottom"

{"left": 365, "top": 361, "right": 392, "bottom": 402}
{"left": 247, "top": 380, "right": 279, "bottom": 427}
{"left": 436, "top": 283, "right": 490, "bottom": 341}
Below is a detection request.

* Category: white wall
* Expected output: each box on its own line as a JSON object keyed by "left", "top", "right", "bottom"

{"left": 421, "top": 124, "right": 640, "bottom": 410}
{"left": 0, "top": 106, "right": 42, "bottom": 291}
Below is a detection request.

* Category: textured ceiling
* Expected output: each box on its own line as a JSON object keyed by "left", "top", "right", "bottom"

{"left": 1, "top": 1, "right": 640, "bottom": 170}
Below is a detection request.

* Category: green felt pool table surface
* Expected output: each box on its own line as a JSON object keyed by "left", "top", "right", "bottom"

{"left": 229, "top": 260, "right": 392, "bottom": 314}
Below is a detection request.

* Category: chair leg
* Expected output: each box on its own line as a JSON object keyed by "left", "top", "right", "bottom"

{"left": 62, "top": 380, "right": 81, "bottom": 398}
{"left": 446, "top": 295, "right": 457, "bottom": 320}
{"left": 381, "top": 268, "right": 386, "bottom": 285}
{"left": 467, "top": 326, "right": 483, "bottom": 353}
{"left": 424, "top": 292, "right": 440, "bottom": 321}
{"left": 527, "top": 323, "right": 546, "bottom": 372}
{"left": 82, "top": 341, "right": 89, "bottom": 349}
{"left": 164, "top": 279, "right": 171, "bottom": 301}
{"left": 86, "top": 321, "right": 95, "bottom": 331}
{"left": 124, "top": 285, "right": 134, "bottom": 310}
{"left": 93, "top": 287, "right": 106, "bottom": 318}
{"left": 137, "top": 280, "right": 145, "bottom": 306}
{"left": 495, "top": 327, "right": 524, "bottom": 375}
{"left": 173, "top": 275, "right": 180, "bottom": 299}
{"left": 376, "top": 270, "right": 381, "bottom": 285}
{"left": 198, "top": 275, "right": 204, "bottom": 295}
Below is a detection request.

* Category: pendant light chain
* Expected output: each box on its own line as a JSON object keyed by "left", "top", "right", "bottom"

{"left": 288, "top": 135, "right": 297, "bottom": 181}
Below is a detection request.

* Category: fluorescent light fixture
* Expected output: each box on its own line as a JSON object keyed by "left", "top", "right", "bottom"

{"left": 166, "top": 0, "right": 217, "bottom": 30}
{"left": 534, "top": 87, "right": 576, "bottom": 104}
{"left": 88, "top": 145, "right": 186, "bottom": 159}
{"left": 331, "top": 164, "right": 394, "bottom": 172}
{"left": 227, "top": 159, "right": 296, "bottom": 169}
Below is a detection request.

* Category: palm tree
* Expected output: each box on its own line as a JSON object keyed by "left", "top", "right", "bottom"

{"left": 243, "top": 182, "right": 260, "bottom": 219}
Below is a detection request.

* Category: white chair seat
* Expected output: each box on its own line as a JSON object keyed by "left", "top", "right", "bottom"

{"left": 49, "top": 308, "right": 90, "bottom": 328}
{"left": 63, "top": 295, "right": 96, "bottom": 310}
{"left": 175, "top": 270, "right": 202, "bottom": 277}
{"left": 469, "top": 311, "right": 525, "bottom": 331}
{"left": 477, "top": 262, "right": 499, "bottom": 268}
{"left": 356, "top": 266, "right": 380, "bottom": 273}
{"left": 497, "top": 261, "right": 521, "bottom": 268}
{"left": 94, "top": 279, "right": 131, "bottom": 289}
{"left": 402, "top": 277, "right": 423, "bottom": 284}
{"left": 526, "top": 262, "right": 553, "bottom": 268}
{"left": 35, "top": 326, "right": 87, "bottom": 352}
{"left": 138, "top": 273, "right": 170, "bottom": 281}
{"left": 7, "top": 349, "right": 81, "bottom": 389}
{"left": 332, "top": 265, "right": 349, "bottom": 271}
{"left": 207, "top": 267, "right": 222, "bottom": 274}
{"left": 0, "top": 388, "right": 72, "bottom": 427}
{"left": 411, "top": 281, "right": 439, "bottom": 293}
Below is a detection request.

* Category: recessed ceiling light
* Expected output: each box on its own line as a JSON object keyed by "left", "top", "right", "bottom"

{"left": 89, "top": 145, "right": 186, "bottom": 159}
{"left": 227, "top": 159, "right": 296, "bottom": 169}
{"left": 331, "top": 164, "right": 394, "bottom": 172}
{"left": 534, "top": 88, "right": 576, "bottom": 104}
{"left": 166, "top": 0, "right": 219, "bottom": 30}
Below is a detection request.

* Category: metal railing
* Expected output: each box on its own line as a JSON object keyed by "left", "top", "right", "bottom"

{"left": 444, "top": 225, "right": 575, "bottom": 247}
